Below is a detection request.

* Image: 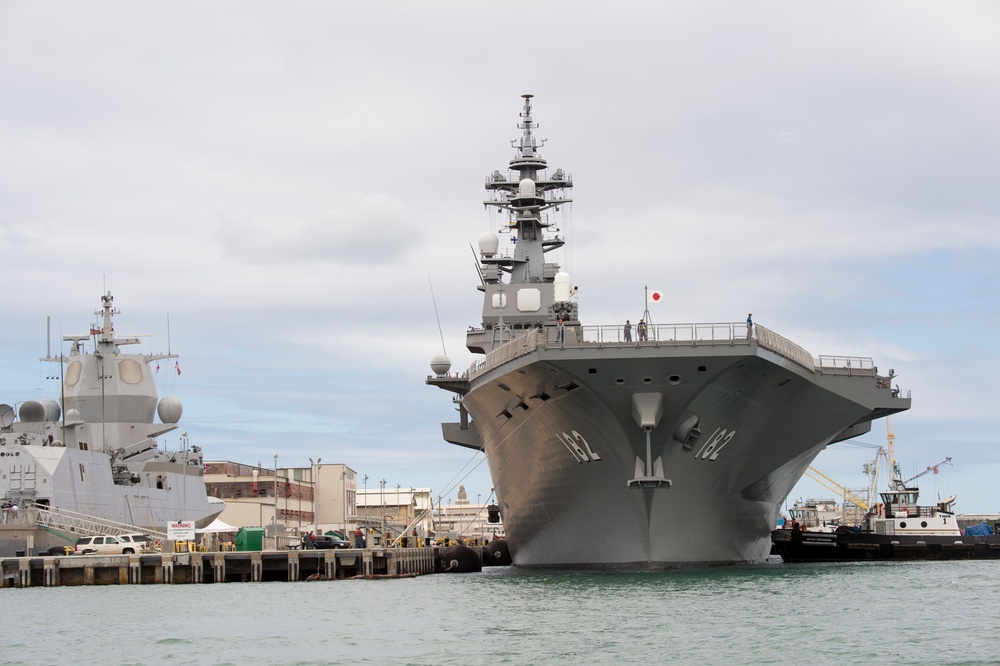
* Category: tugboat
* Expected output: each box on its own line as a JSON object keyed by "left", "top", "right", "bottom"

{"left": 772, "top": 418, "right": 1000, "bottom": 561}
{"left": 0, "top": 292, "right": 223, "bottom": 556}
{"left": 427, "top": 94, "right": 912, "bottom": 568}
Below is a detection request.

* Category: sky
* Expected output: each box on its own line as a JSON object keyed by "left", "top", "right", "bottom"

{"left": 1, "top": 1, "right": 999, "bottom": 513}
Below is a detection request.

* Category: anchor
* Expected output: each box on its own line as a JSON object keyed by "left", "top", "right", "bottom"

{"left": 628, "top": 393, "right": 671, "bottom": 488}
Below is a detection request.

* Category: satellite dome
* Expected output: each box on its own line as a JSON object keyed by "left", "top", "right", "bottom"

{"left": 157, "top": 396, "right": 183, "bottom": 424}
{"left": 65, "top": 408, "right": 83, "bottom": 424}
{"left": 478, "top": 232, "right": 499, "bottom": 258}
{"left": 430, "top": 354, "right": 452, "bottom": 377}
{"left": 40, "top": 399, "right": 61, "bottom": 422}
{"left": 554, "top": 272, "right": 571, "bottom": 303}
{"left": 18, "top": 401, "right": 45, "bottom": 423}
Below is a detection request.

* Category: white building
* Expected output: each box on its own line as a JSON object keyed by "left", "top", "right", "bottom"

{"left": 355, "top": 487, "right": 434, "bottom": 538}
{"left": 433, "top": 485, "right": 503, "bottom": 540}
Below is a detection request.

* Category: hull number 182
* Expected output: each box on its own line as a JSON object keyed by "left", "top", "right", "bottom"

{"left": 558, "top": 431, "right": 602, "bottom": 463}
{"left": 694, "top": 428, "right": 736, "bottom": 461}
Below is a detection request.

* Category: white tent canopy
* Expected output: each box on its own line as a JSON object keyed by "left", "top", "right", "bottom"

{"left": 196, "top": 518, "right": 238, "bottom": 533}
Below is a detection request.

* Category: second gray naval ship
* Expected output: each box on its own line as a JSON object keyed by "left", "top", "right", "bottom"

{"left": 428, "top": 94, "right": 911, "bottom": 568}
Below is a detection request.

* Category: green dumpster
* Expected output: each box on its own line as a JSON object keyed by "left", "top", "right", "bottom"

{"left": 235, "top": 527, "right": 265, "bottom": 551}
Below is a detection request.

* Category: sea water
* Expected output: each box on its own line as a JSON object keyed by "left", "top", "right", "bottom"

{"left": 2, "top": 559, "right": 998, "bottom": 666}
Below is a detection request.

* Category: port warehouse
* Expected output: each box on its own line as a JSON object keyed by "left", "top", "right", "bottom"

{"left": 1, "top": 546, "right": 448, "bottom": 588}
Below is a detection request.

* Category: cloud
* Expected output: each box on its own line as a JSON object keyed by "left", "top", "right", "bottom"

{"left": 215, "top": 192, "right": 417, "bottom": 266}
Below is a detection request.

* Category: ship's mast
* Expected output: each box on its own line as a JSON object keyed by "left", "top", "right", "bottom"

{"left": 466, "top": 95, "right": 578, "bottom": 351}
{"left": 482, "top": 94, "right": 572, "bottom": 287}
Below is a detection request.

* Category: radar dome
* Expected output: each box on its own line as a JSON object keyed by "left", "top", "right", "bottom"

{"left": 430, "top": 354, "right": 452, "bottom": 377}
{"left": 65, "top": 408, "right": 83, "bottom": 424}
{"left": 157, "top": 396, "right": 183, "bottom": 424}
{"left": 554, "top": 272, "right": 571, "bottom": 303}
{"left": 40, "top": 399, "right": 61, "bottom": 422}
{"left": 18, "top": 401, "right": 45, "bottom": 423}
{"left": 478, "top": 232, "right": 499, "bottom": 258}
{"left": 519, "top": 178, "right": 536, "bottom": 198}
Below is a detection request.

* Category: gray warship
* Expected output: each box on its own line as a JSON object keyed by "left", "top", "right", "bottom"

{"left": 0, "top": 292, "right": 222, "bottom": 556}
{"left": 427, "top": 94, "right": 911, "bottom": 568}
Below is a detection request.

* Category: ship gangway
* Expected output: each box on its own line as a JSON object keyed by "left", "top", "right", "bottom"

{"left": 32, "top": 505, "right": 168, "bottom": 545}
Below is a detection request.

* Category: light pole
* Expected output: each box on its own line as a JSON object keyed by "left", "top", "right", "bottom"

{"left": 180, "top": 431, "right": 189, "bottom": 520}
{"left": 380, "top": 478, "right": 386, "bottom": 542}
{"left": 309, "top": 457, "right": 322, "bottom": 533}
{"left": 340, "top": 470, "right": 347, "bottom": 534}
{"left": 436, "top": 495, "right": 442, "bottom": 536}
{"left": 273, "top": 454, "right": 278, "bottom": 526}
{"left": 363, "top": 475, "right": 368, "bottom": 525}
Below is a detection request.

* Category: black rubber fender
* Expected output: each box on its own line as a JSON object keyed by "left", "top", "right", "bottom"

{"left": 436, "top": 544, "right": 482, "bottom": 573}
{"left": 481, "top": 539, "right": 512, "bottom": 566}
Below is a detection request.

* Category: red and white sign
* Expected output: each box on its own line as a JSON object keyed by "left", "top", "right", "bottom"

{"left": 168, "top": 520, "right": 196, "bottom": 541}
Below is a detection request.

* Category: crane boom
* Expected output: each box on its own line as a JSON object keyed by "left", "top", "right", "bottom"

{"left": 902, "top": 457, "right": 952, "bottom": 485}
{"left": 804, "top": 466, "right": 870, "bottom": 511}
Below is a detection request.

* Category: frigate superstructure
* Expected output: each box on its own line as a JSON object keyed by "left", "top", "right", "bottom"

{"left": 0, "top": 292, "right": 222, "bottom": 555}
{"left": 427, "top": 94, "right": 912, "bottom": 568}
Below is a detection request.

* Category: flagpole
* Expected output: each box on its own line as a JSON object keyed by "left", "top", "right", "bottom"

{"left": 643, "top": 285, "right": 652, "bottom": 326}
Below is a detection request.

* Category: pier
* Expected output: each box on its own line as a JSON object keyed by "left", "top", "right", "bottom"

{"left": 1, "top": 546, "right": 445, "bottom": 588}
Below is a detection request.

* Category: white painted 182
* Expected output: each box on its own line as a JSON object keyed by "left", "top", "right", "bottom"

{"left": 558, "top": 430, "right": 603, "bottom": 463}
{"left": 694, "top": 427, "right": 736, "bottom": 461}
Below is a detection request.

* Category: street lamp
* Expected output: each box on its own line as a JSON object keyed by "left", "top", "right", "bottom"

{"left": 309, "top": 457, "right": 322, "bottom": 533}
{"left": 380, "top": 479, "right": 387, "bottom": 542}
{"left": 363, "top": 474, "right": 368, "bottom": 524}
{"left": 273, "top": 454, "right": 278, "bottom": 526}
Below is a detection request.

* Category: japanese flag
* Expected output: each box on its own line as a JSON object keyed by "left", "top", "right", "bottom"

{"left": 649, "top": 290, "right": 664, "bottom": 303}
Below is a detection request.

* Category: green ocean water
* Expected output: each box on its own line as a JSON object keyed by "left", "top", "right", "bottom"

{"left": 3, "top": 559, "right": 998, "bottom": 665}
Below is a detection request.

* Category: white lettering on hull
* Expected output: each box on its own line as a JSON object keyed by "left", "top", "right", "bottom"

{"left": 557, "top": 430, "right": 602, "bottom": 463}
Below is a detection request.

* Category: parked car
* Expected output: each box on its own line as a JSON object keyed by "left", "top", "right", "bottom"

{"left": 43, "top": 544, "right": 75, "bottom": 556}
{"left": 116, "top": 533, "right": 152, "bottom": 552}
{"left": 302, "top": 534, "right": 351, "bottom": 550}
{"left": 74, "top": 535, "right": 138, "bottom": 555}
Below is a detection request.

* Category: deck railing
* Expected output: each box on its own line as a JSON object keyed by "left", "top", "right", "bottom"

{"left": 465, "top": 321, "right": 880, "bottom": 382}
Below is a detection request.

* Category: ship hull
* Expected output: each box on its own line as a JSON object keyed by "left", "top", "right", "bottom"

{"left": 429, "top": 95, "right": 910, "bottom": 569}
{"left": 461, "top": 337, "right": 906, "bottom": 568}
{"left": 10, "top": 445, "right": 221, "bottom": 528}
{"left": 771, "top": 529, "right": 1000, "bottom": 562}
{"left": 1, "top": 445, "right": 221, "bottom": 556}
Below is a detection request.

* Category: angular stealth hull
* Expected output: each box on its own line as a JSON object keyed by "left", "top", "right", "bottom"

{"left": 1, "top": 292, "right": 222, "bottom": 556}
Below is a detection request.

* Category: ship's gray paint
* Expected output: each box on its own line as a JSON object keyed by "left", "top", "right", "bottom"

{"left": 0, "top": 292, "right": 222, "bottom": 556}
{"left": 429, "top": 95, "right": 910, "bottom": 568}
